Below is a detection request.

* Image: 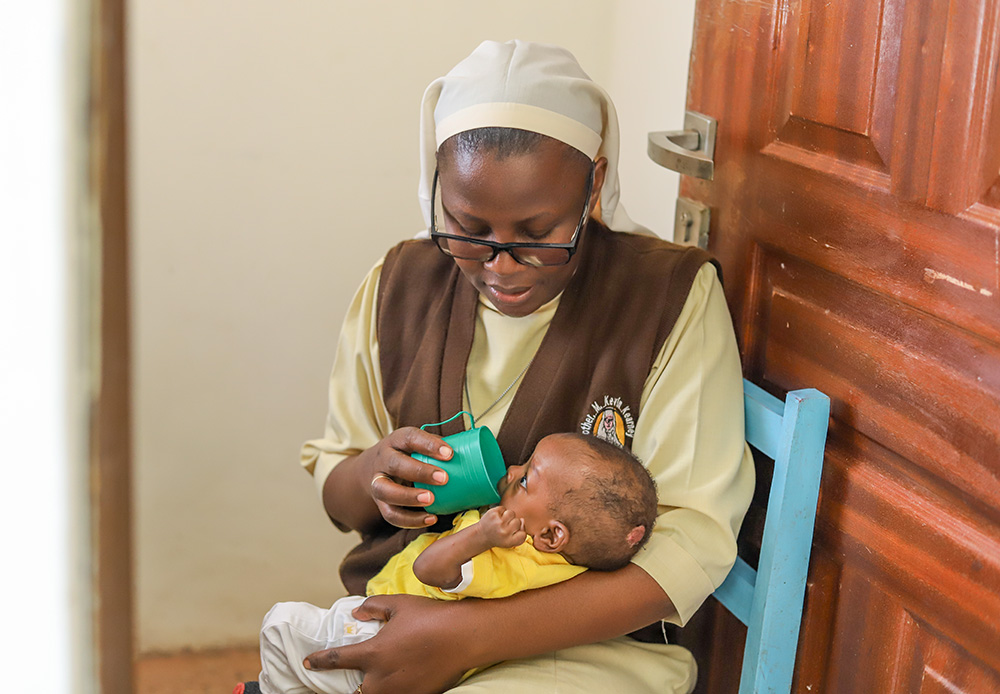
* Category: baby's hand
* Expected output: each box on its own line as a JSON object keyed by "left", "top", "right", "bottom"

{"left": 478, "top": 506, "right": 527, "bottom": 548}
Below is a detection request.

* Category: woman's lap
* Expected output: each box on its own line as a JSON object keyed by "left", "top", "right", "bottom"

{"left": 449, "top": 637, "right": 696, "bottom": 694}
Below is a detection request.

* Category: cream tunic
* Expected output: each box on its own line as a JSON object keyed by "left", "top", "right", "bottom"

{"left": 302, "top": 257, "right": 754, "bottom": 627}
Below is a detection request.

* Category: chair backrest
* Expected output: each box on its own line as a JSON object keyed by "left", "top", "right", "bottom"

{"left": 712, "top": 379, "right": 830, "bottom": 694}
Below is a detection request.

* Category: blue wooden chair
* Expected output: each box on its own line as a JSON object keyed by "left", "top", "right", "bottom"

{"left": 712, "top": 379, "right": 830, "bottom": 694}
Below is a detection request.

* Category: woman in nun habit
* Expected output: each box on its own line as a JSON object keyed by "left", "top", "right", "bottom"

{"left": 297, "top": 40, "right": 754, "bottom": 694}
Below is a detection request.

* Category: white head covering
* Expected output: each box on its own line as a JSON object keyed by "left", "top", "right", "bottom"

{"left": 417, "top": 40, "right": 650, "bottom": 236}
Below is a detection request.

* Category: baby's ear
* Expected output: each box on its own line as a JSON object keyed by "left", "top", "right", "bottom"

{"left": 626, "top": 525, "right": 646, "bottom": 548}
{"left": 534, "top": 520, "right": 569, "bottom": 553}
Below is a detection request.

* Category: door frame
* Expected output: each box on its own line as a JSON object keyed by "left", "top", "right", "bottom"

{"left": 90, "top": 0, "right": 133, "bottom": 690}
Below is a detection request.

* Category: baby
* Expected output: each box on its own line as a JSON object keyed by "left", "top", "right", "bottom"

{"left": 237, "top": 432, "right": 658, "bottom": 694}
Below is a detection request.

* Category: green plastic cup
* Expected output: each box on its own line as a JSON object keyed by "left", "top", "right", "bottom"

{"left": 412, "top": 423, "right": 506, "bottom": 515}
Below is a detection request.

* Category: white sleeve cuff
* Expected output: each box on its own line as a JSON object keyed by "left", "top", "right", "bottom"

{"left": 442, "top": 560, "right": 475, "bottom": 594}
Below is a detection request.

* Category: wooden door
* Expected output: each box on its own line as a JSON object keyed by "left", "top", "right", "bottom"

{"left": 677, "top": 0, "right": 1000, "bottom": 692}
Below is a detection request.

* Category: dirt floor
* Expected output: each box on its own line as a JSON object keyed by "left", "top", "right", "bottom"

{"left": 135, "top": 646, "right": 261, "bottom": 694}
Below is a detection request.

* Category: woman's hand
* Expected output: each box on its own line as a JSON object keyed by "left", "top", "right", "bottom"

{"left": 305, "top": 595, "right": 473, "bottom": 694}
{"left": 322, "top": 427, "right": 453, "bottom": 534}
{"left": 367, "top": 427, "right": 453, "bottom": 529}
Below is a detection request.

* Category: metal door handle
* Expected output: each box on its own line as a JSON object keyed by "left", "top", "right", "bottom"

{"left": 648, "top": 111, "right": 717, "bottom": 180}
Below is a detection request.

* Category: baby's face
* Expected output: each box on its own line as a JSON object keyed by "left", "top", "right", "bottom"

{"left": 496, "top": 434, "right": 577, "bottom": 539}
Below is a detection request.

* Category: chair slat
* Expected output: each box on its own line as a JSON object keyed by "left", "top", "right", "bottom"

{"left": 713, "top": 556, "right": 755, "bottom": 626}
{"left": 743, "top": 380, "right": 784, "bottom": 459}
{"left": 741, "top": 388, "right": 828, "bottom": 694}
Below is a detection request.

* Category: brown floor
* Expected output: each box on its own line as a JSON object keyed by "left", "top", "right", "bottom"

{"left": 136, "top": 646, "right": 261, "bottom": 694}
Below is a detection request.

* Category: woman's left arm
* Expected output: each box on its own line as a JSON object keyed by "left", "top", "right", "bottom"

{"left": 306, "top": 564, "right": 674, "bottom": 694}
{"left": 629, "top": 261, "right": 756, "bottom": 625}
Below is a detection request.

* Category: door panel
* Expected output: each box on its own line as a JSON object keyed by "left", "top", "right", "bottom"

{"left": 681, "top": 0, "right": 1000, "bottom": 691}
{"left": 760, "top": 252, "right": 1000, "bottom": 503}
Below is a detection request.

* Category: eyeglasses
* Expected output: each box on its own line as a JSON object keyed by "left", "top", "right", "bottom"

{"left": 430, "top": 163, "right": 595, "bottom": 267}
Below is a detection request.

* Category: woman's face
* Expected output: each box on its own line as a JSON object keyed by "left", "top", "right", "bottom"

{"left": 436, "top": 138, "right": 607, "bottom": 317}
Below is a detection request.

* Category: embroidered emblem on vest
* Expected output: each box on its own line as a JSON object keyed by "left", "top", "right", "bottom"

{"left": 581, "top": 395, "right": 636, "bottom": 448}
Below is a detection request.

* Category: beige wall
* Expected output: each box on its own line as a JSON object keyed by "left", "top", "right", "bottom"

{"left": 129, "top": 0, "right": 693, "bottom": 652}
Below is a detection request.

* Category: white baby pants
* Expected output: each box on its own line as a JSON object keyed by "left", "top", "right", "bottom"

{"left": 258, "top": 596, "right": 381, "bottom": 694}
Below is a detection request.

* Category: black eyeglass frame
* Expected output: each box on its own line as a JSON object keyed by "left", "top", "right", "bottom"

{"left": 429, "top": 162, "right": 596, "bottom": 268}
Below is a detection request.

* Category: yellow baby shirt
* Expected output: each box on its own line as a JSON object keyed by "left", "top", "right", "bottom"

{"left": 366, "top": 509, "right": 586, "bottom": 600}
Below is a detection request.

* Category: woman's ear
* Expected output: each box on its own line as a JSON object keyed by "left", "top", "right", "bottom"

{"left": 589, "top": 157, "right": 609, "bottom": 216}
{"left": 534, "top": 520, "right": 570, "bottom": 554}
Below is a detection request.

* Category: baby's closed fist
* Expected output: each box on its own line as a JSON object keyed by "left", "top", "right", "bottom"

{"left": 479, "top": 506, "right": 527, "bottom": 548}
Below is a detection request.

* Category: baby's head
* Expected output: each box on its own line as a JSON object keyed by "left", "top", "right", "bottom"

{"left": 497, "top": 432, "right": 658, "bottom": 571}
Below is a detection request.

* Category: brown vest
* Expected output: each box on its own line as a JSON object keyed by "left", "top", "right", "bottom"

{"left": 338, "top": 221, "right": 714, "bottom": 595}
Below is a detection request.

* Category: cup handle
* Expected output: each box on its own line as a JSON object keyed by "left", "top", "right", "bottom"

{"left": 420, "top": 410, "right": 475, "bottom": 431}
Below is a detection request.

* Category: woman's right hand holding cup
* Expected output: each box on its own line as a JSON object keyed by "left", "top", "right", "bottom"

{"left": 366, "top": 426, "right": 452, "bottom": 529}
